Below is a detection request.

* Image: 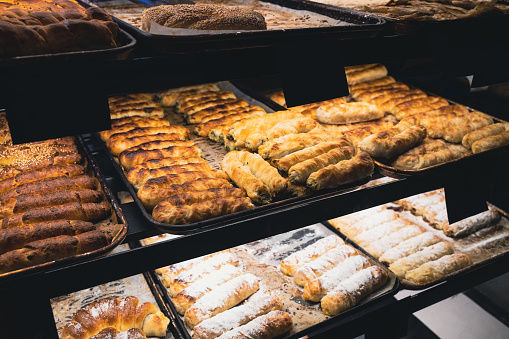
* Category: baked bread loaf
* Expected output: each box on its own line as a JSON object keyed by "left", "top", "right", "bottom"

{"left": 141, "top": 4, "right": 267, "bottom": 31}
{"left": 61, "top": 296, "right": 169, "bottom": 338}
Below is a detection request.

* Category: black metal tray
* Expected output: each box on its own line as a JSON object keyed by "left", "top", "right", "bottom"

{"left": 144, "top": 224, "right": 399, "bottom": 339}
{"left": 0, "top": 135, "right": 129, "bottom": 282}
{"left": 79, "top": 0, "right": 385, "bottom": 53}
{"left": 0, "top": 29, "right": 136, "bottom": 67}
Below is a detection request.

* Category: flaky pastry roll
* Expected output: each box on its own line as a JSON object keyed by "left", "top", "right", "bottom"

{"left": 108, "top": 132, "right": 188, "bottom": 156}
{"left": 257, "top": 129, "right": 332, "bottom": 160}
{"left": 345, "top": 63, "right": 388, "bottom": 85}
{"left": 405, "top": 253, "right": 472, "bottom": 284}
{"left": 389, "top": 242, "right": 454, "bottom": 278}
{"left": 215, "top": 310, "right": 292, "bottom": 339}
{"left": 379, "top": 232, "right": 442, "bottom": 265}
{"left": 339, "top": 209, "right": 399, "bottom": 239}
{"left": 472, "top": 130, "right": 509, "bottom": 154}
{"left": 443, "top": 208, "right": 500, "bottom": 237}
{"left": 316, "top": 102, "right": 384, "bottom": 125}
{"left": 361, "top": 225, "right": 423, "bottom": 259}
{"left": 119, "top": 145, "right": 202, "bottom": 170}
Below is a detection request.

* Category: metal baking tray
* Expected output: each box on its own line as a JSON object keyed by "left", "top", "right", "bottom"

{"left": 323, "top": 202, "right": 509, "bottom": 290}
{"left": 78, "top": 0, "right": 385, "bottom": 53}
{"left": 233, "top": 78, "right": 509, "bottom": 179}
{"left": 51, "top": 248, "right": 175, "bottom": 338}
{"left": 96, "top": 81, "right": 372, "bottom": 234}
{"left": 0, "top": 29, "right": 136, "bottom": 67}
{"left": 144, "top": 224, "right": 398, "bottom": 339}
{"left": 0, "top": 135, "right": 129, "bottom": 282}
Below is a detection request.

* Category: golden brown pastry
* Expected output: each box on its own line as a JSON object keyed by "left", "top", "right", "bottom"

{"left": 108, "top": 133, "right": 189, "bottom": 157}
{"left": 391, "top": 144, "right": 470, "bottom": 170}
{"left": 138, "top": 178, "right": 232, "bottom": 210}
{"left": 379, "top": 92, "right": 429, "bottom": 112}
{"left": 88, "top": 327, "right": 148, "bottom": 339}
{"left": 353, "top": 219, "right": 411, "bottom": 245}
{"left": 127, "top": 162, "right": 213, "bottom": 190}
{"left": 184, "top": 273, "right": 260, "bottom": 328}
{"left": 389, "top": 242, "right": 454, "bottom": 278}
{"left": 100, "top": 122, "right": 165, "bottom": 142}
{"left": 268, "top": 90, "right": 287, "bottom": 107}
{"left": 0, "top": 202, "right": 111, "bottom": 229}
{"left": 358, "top": 123, "right": 427, "bottom": 159}
{"left": 341, "top": 121, "right": 398, "bottom": 146}
{"left": 0, "top": 189, "right": 102, "bottom": 219}
{"left": 302, "top": 255, "right": 370, "bottom": 302}
{"left": 119, "top": 145, "right": 202, "bottom": 170}
{"left": 472, "top": 130, "right": 509, "bottom": 154}
{"left": 320, "top": 266, "right": 388, "bottom": 316}
{"left": 349, "top": 76, "right": 396, "bottom": 93}
{"left": 159, "top": 84, "right": 220, "bottom": 107}
{"left": 405, "top": 253, "right": 472, "bottom": 284}
{"left": 257, "top": 129, "right": 332, "bottom": 160}
{"left": 183, "top": 98, "right": 247, "bottom": 118}
{"left": 186, "top": 99, "right": 250, "bottom": 124}
{"left": 177, "top": 91, "right": 236, "bottom": 112}
{"left": 172, "top": 264, "right": 243, "bottom": 315}
{"left": 119, "top": 140, "right": 195, "bottom": 156}
{"left": 0, "top": 230, "right": 112, "bottom": 274}
{"left": 379, "top": 232, "right": 442, "bottom": 265}
{"left": 244, "top": 117, "right": 320, "bottom": 151}
{"left": 462, "top": 123, "right": 509, "bottom": 149}
{"left": 109, "top": 106, "right": 165, "bottom": 120}
{"left": 199, "top": 105, "right": 265, "bottom": 125}
{"left": 153, "top": 196, "right": 254, "bottom": 224}
{"left": 350, "top": 82, "right": 410, "bottom": 101}
{"left": 392, "top": 97, "right": 449, "bottom": 119}
{"left": 142, "top": 4, "right": 267, "bottom": 31}
{"left": 288, "top": 97, "right": 347, "bottom": 115}
{"left": 337, "top": 209, "right": 399, "bottom": 239}
{"left": 214, "top": 310, "right": 292, "bottom": 339}
{"left": 61, "top": 296, "right": 169, "bottom": 338}
{"left": 106, "top": 126, "right": 190, "bottom": 150}
{"left": 316, "top": 102, "right": 384, "bottom": 125}
{"left": 0, "top": 163, "right": 85, "bottom": 194}
{"left": 195, "top": 108, "right": 266, "bottom": 138}
{"left": 109, "top": 93, "right": 155, "bottom": 106}
{"left": 0, "top": 175, "right": 96, "bottom": 203}
{"left": 346, "top": 64, "right": 388, "bottom": 85}
{"left": 127, "top": 157, "right": 207, "bottom": 173}
{"left": 306, "top": 152, "right": 374, "bottom": 190}
{"left": 288, "top": 146, "right": 356, "bottom": 185}
{"left": 274, "top": 138, "right": 352, "bottom": 173}
{"left": 280, "top": 235, "right": 343, "bottom": 276}
{"left": 110, "top": 116, "right": 167, "bottom": 128}
{"left": 220, "top": 152, "right": 272, "bottom": 204}
{"left": 361, "top": 225, "right": 423, "bottom": 259}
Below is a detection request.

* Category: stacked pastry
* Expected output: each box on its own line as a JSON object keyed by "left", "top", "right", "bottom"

{"left": 329, "top": 206, "right": 472, "bottom": 284}
{"left": 280, "top": 235, "right": 388, "bottom": 315}
{"left": 61, "top": 295, "right": 170, "bottom": 339}
{"left": 396, "top": 189, "right": 501, "bottom": 238}
{"left": 155, "top": 249, "right": 293, "bottom": 339}
{"left": 101, "top": 92, "right": 254, "bottom": 224}
{"left": 158, "top": 84, "right": 267, "bottom": 142}
{"left": 0, "top": 0, "right": 119, "bottom": 58}
{"left": 0, "top": 137, "right": 115, "bottom": 274}
{"left": 0, "top": 112, "right": 11, "bottom": 146}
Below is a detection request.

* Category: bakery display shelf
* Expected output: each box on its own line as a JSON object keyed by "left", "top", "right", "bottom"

{"left": 0, "top": 135, "right": 129, "bottom": 283}
{"left": 145, "top": 224, "right": 398, "bottom": 339}
{"left": 79, "top": 0, "right": 385, "bottom": 54}
{"left": 0, "top": 28, "right": 136, "bottom": 67}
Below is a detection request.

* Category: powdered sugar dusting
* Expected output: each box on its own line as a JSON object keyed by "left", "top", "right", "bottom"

{"left": 281, "top": 235, "right": 343, "bottom": 273}
{"left": 174, "top": 252, "right": 237, "bottom": 285}
{"left": 295, "top": 245, "right": 357, "bottom": 283}
{"left": 317, "top": 255, "right": 369, "bottom": 291}
{"left": 355, "top": 218, "right": 409, "bottom": 244}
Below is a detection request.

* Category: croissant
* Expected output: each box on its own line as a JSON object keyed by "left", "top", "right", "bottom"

{"left": 61, "top": 296, "right": 169, "bottom": 338}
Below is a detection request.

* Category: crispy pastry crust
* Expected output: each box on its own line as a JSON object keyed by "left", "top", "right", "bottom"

{"left": 99, "top": 120, "right": 170, "bottom": 142}
{"left": 306, "top": 152, "right": 374, "bottom": 190}
{"left": 183, "top": 98, "right": 245, "bottom": 117}
{"left": 159, "top": 84, "right": 220, "bottom": 107}
{"left": 471, "top": 130, "right": 509, "bottom": 154}
{"left": 405, "top": 253, "right": 472, "bottom": 284}
{"left": 390, "top": 144, "right": 470, "bottom": 170}
{"left": 389, "top": 242, "right": 454, "bottom": 278}
{"left": 110, "top": 116, "right": 168, "bottom": 128}
{"left": 462, "top": 123, "right": 509, "bottom": 149}
{"left": 214, "top": 310, "right": 292, "bottom": 339}
{"left": 153, "top": 196, "right": 254, "bottom": 224}
{"left": 349, "top": 75, "right": 396, "bottom": 92}
{"left": 392, "top": 97, "right": 449, "bottom": 118}
{"left": 257, "top": 129, "right": 332, "bottom": 160}
{"left": 186, "top": 99, "right": 250, "bottom": 124}
{"left": 443, "top": 208, "right": 500, "bottom": 237}
{"left": 288, "top": 146, "right": 356, "bottom": 185}
{"left": 119, "top": 145, "right": 202, "bottom": 170}
{"left": 108, "top": 133, "right": 188, "bottom": 157}
{"left": 127, "top": 157, "right": 207, "bottom": 173}
{"left": 358, "top": 122, "right": 427, "bottom": 159}
{"left": 106, "top": 126, "right": 190, "bottom": 150}
{"left": 177, "top": 91, "right": 236, "bottom": 111}
{"left": 345, "top": 63, "right": 388, "bottom": 85}
{"left": 379, "top": 232, "right": 442, "bottom": 265}
{"left": 316, "top": 102, "right": 384, "bottom": 125}
{"left": 195, "top": 108, "right": 266, "bottom": 138}
{"left": 138, "top": 178, "right": 232, "bottom": 210}
{"left": 361, "top": 225, "right": 423, "bottom": 259}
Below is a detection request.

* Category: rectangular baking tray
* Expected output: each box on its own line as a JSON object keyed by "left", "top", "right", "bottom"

{"left": 322, "top": 202, "right": 509, "bottom": 290}
{"left": 142, "top": 223, "right": 399, "bottom": 339}
{"left": 79, "top": 0, "right": 385, "bottom": 53}
{"left": 0, "top": 135, "right": 129, "bottom": 282}
{"left": 96, "top": 81, "right": 373, "bottom": 234}
{"left": 51, "top": 248, "right": 175, "bottom": 339}
{"left": 232, "top": 78, "right": 509, "bottom": 179}
{"left": 0, "top": 28, "right": 136, "bottom": 67}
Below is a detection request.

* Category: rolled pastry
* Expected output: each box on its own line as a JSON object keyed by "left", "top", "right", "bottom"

{"left": 346, "top": 64, "right": 388, "bottom": 85}
{"left": 316, "top": 102, "right": 384, "bottom": 125}
{"left": 184, "top": 273, "right": 260, "bottom": 328}
{"left": 327, "top": 205, "right": 386, "bottom": 232}
{"left": 108, "top": 133, "right": 188, "bottom": 157}
{"left": 257, "top": 130, "right": 332, "bottom": 160}
{"left": 389, "top": 242, "right": 454, "bottom": 278}
{"left": 169, "top": 251, "right": 239, "bottom": 296}
{"left": 472, "top": 130, "right": 509, "bottom": 154}
{"left": 302, "top": 255, "right": 370, "bottom": 302}
{"left": 294, "top": 244, "right": 358, "bottom": 286}
{"left": 288, "top": 146, "right": 356, "bottom": 185}
{"left": 106, "top": 126, "right": 189, "bottom": 149}
{"left": 390, "top": 145, "right": 470, "bottom": 170}
{"left": 338, "top": 209, "right": 399, "bottom": 239}
{"left": 152, "top": 196, "right": 254, "bottom": 224}
{"left": 173, "top": 264, "right": 242, "bottom": 315}
{"left": 137, "top": 178, "right": 232, "bottom": 211}
{"left": 193, "top": 294, "right": 282, "bottom": 339}
{"left": 358, "top": 123, "right": 427, "bottom": 159}
{"left": 99, "top": 120, "right": 170, "bottom": 142}
{"left": 183, "top": 98, "right": 247, "bottom": 117}
{"left": 320, "top": 266, "right": 388, "bottom": 315}
{"left": 349, "top": 76, "right": 396, "bottom": 92}
{"left": 177, "top": 91, "right": 236, "bottom": 112}
{"left": 274, "top": 138, "right": 352, "bottom": 173}
{"left": 405, "top": 253, "right": 472, "bottom": 284}
{"left": 351, "top": 83, "right": 409, "bottom": 102}
{"left": 379, "top": 232, "right": 442, "bottom": 265}
{"left": 443, "top": 208, "right": 500, "bottom": 237}
{"left": 280, "top": 235, "right": 343, "bottom": 276}
{"left": 196, "top": 106, "right": 262, "bottom": 125}
{"left": 127, "top": 157, "right": 207, "bottom": 173}
{"left": 186, "top": 100, "right": 250, "bottom": 124}
{"left": 154, "top": 187, "right": 246, "bottom": 208}
{"left": 353, "top": 218, "right": 411, "bottom": 245}
{"left": 306, "top": 152, "right": 374, "bottom": 190}
{"left": 215, "top": 310, "right": 292, "bottom": 339}
{"left": 119, "top": 140, "right": 195, "bottom": 156}
{"left": 111, "top": 116, "right": 168, "bottom": 128}
{"left": 119, "top": 145, "right": 202, "bottom": 170}
{"left": 159, "top": 84, "right": 220, "bottom": 107}
{"left": 361, "top": 225, "right": 423, "bottom": 259}
{"left": 392, "top": 97, "right": 449, "bottom": 119}
{"left": 197, "top": 109, "right": 266, "bottom": 138}
{"left": 462, "top": 123, "right": 509, "bottom": 149}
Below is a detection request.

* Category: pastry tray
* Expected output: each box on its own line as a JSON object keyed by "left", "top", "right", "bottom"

{"left": 142, "top": 223, "right": 399, "bottom": 339}
{"left": 0, "top": 135, "right": 129, "bottom": 282}
{"left": 78, "top": 0, "right": 385, "bottom": 53}
{"left": 96, "top": 81, "right": 372, "bottom": 234}
{"left": 322, "top": 203, "right": 509, "bottom": 290}
{"left": 232, "top": 79, "right": 509, "bottom": 179}
{"left": 0, "top": 28, "right": 136, "bottom": 67}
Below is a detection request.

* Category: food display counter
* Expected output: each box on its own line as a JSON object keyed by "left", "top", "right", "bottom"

{"left": 0, "top": 0, "right": 509, "bottom": 338}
